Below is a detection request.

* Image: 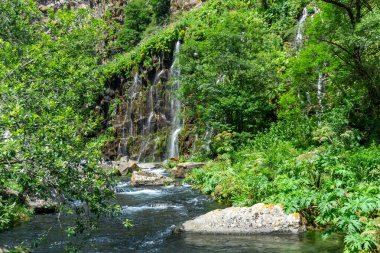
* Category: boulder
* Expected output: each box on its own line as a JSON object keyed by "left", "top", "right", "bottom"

{"left": 1, "top": 188, "right": 57, "bottom": 214}
{"left": 137, "top": 163, "right": 161, "bottom": 170}
{"left": 131, "top": 171, "right": 174, "bottom": 186}
{"left": 26, "top": 197, "right": 57, "bottom": 214}
{"left": 171, "top": 162, "right": 206, "bottom": 178}
{"left": 113, "top": 160, "right": 140, "bottom": 176}
{"left": 181, "top": 203, "right": 306, "bottom": 234}
{"left": 119, "top": 156, "right": 129, "bottom": 162}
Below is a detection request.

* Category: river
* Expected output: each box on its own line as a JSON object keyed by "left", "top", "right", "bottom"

{"left": 0, "top": 168, "right": 343, "bottom": 252}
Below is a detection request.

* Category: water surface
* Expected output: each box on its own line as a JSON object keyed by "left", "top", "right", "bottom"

{"left": 0, "top": 169, "right": 343, "bottom": 252}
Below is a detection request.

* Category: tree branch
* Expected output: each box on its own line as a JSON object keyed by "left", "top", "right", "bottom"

{"left": 322, "top": 0, "right": 356, "bottom": 26}
{"left": 0, "top": 160, "right": 23, "bottom": 165}
{"left": 319, "top": 38, "right": 352, "bottom": 56}
{"left": 0, "top": 59, "right": 35, "bottom": 84}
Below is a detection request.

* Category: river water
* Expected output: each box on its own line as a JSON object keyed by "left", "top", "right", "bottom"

{"left": 0, "top": 169, "right": 343, "bottom": 252}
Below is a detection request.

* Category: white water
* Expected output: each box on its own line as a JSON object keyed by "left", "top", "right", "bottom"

{"left": 168, "top": 41, "right": 182, "bottom": 158}
{"left": 122, "top": 204, "right": 184, "bottom": 213}
{"left": 202, "top": 128, "right": 213, "bottom": 153}
{"left": 169, "top": 128, "right": 181, "bottom": 158}
{"left": 119, "top": 189, "right": 162, "bottom": 196}
{"left": 118, "top": 72, "right": 142, "bottom": 156}
{"left": 316, "top": 72, "right": 325, "bottom": 124}
{"left": 295, "top": 7, "right": 308, "bottom": 49}
{"left": 295, "top": 6, "right": 326, "bottom": 122}
{"left": 142, "top": 168, "right": 167, "bottom": 175}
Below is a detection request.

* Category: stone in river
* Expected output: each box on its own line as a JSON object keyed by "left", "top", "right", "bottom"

{"left": 181, "top": 203, "right": 306, "bottom": 234}
{"left": 131, "top": 171, "right": 174, "bottom": 186}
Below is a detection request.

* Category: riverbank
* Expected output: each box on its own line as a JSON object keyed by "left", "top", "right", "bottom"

{"left": 185, "top": 136, "right": 380, "bottom": 252}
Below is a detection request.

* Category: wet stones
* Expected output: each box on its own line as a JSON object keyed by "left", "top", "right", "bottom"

{"left": 112, "top": 160, "right": 140, "bottom": 176}
{"left": 181, "top": 203, "right": 306, "bottom": 234}
{"left": 131, "top": 171, "right": 174, "bottom": 186}
{"left": 25, "top": 197, "right": 57, "bottom": 214}
{"left": 0, "top": 248, "right": 9, "bottom": 253}
{"left": 137, "top": 163, "right": 162, "bottom": 170}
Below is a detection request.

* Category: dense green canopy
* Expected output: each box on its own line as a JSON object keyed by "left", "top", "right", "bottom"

{"left": 0, "top": 0, "right": 379, "bottom": 252}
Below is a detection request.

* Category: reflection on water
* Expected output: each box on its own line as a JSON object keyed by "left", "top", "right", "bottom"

{"left": 0, "top": 169, "right": 343, "bottom": 252}
{"left": 162, "top": 233, "right": 343, "bottom": 253}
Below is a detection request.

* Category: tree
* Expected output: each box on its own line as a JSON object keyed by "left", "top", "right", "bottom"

{"left": 0, "top": 1, "right": 116, "bottom": 234}
{"left": 117, "top": 0, "right": 153, "bottom": 50}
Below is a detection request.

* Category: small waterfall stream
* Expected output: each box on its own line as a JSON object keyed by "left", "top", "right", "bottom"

{"left": 316, "top": 72, "right": 325, "bottom": 124}
{"left": 168, "top": 41, "right": 182, "bottom": 159}
{"left": 113, "top": 41, "right": 185, "bottom": 161}
{"left": 295, "top": 7, "right": 308, "bottom": 49}
{"left": 295, "top": 6, "right": 326, "bottom": 122}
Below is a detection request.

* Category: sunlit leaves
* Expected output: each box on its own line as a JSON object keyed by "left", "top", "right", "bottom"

{"left": 0, "top": 0, "right": 115, "bottom": 235}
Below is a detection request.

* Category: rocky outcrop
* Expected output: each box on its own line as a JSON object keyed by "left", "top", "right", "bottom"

{"left": 131, "top": 171, "right": 174, "bottom": 186}
{"left": 181, "top": 203, "right": 306, "bottom": 234}
{"left": 113, "top": 160, "right": 140, "bottom": 176}
{"left": 137, "top": 163, "right": 162, "bottom": 170}
{"left": 171, "top": 162, "right": 206, "bottom": 178}
{"left": 102, "top": 58, "right": 176, "bottom": 161}
{"left": 36, "top": 0, "right": 124, "bottom": 20}
{"left": 170, "top": 0, "right": 203, "bottom": 12}
{"left": 25, "top": 196, "right": 57, "bottom": 214}
{"left": 1, "top": 188, "right": 57, "bottom": 214}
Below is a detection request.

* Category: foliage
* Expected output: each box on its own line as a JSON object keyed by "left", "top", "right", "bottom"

{"left": 187, "top": 125, "right": 380, "bottom": 252}
{"left": 0, "top": 0, "right": 117, "bottom": 240}
{"left": 179, "top": 1, "right": 284, "bottom": 137}
{"left": 1, "top": 0, "right": 379, "bottom": 252}
{"left": 123, "top": 218, "right": 134, "bottom": 229}
{"left": 117, "top": 0, "right": 153, "bottom": 51}
{"left": 149, "top": 0, "right": 171, "bottom": 24}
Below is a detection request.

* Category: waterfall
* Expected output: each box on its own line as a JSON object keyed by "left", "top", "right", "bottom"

{"left": 202, "top": 128, "right": 213, "bottom": 153}
{"left": 138, "top": 74, "right": 159, "bottom": 161}
{"left": 295, "top": 6, "right": 326, "bottom": 123}
{"left": 192, "top": 134, "right": 199, "bottom": 154}
{"left": 118, "top": 72, "right": 141, "bottom": 156}
{"left": 168, "top": 41, "right": 182, "bottom": 159}
{"left": 316, "top": 73, "right": 325, "bottom": 125}
{"left": 146, "top": 86, "right": 155, "bottom": 134}
{"left": 113, "top": 41, "right": 189, "bottom": 160}
{"left": 129, "top": 72, "right": 141, "bottom": 136}
{"left": 295, "top": 7, "right": 308, "bottom": 49}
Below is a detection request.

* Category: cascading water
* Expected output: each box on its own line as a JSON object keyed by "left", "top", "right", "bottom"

{"left": 168, "top": 41, "right": 182, "bottom": 158}
{"left": 118, "top": 72, "right": 141, "bottom": 156}
{"left": 113, "top": 41, "right": 189, "bottom": 161}
{"left": 202, "top": 128, "right": 213, "bottom": 153}
{"left": 143, "top": 87, "right": 154, "bottom": 136}
{"left": 130, "top": 72, "right": 141, "bottom": 136}
{"left": 316, "top": 72, "right": 325, "bottom": 124}
{"left": 295, "top": 7, "right": 308, "bottom": 49}
{"left": 295, "top": 6, "right": 326, "bottom": 122}
{"left": 138, "top": 77, "right": 158, "bottom": 161}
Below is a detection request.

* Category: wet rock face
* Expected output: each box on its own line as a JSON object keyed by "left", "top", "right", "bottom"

{"left": 170, "top": 0, "right": 203, "bottom": 12}
{"left": 131, "top": 171, "right": 174, "bottom": 186}
{"left": 26, "top": 197, "right": 57, "bottom": 214}
{"left": 102, "top": 48, "right": 179, "bottom": 162}
{"left": 181, "top": 203, "right": 306, "bottom": 234}
{"left": 108, "top": 70, "right": 172, "bottom": 161}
